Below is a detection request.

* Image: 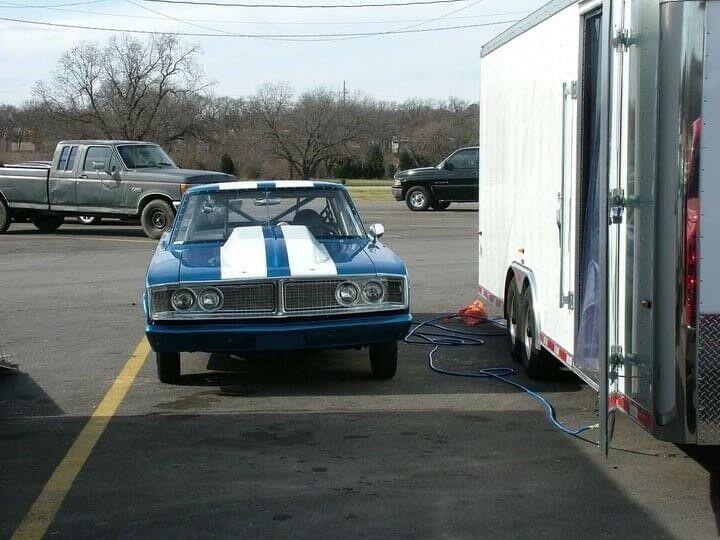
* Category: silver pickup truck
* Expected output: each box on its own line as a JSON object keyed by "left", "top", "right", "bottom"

{"left": 0, "top": 140, "right": 234, "bottom": 239}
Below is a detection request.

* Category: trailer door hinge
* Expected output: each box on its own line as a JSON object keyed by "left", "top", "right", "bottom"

{"left": 563, "top": 81, "right": 578, "bottom": 99}
{"left": 613, "top": 29, "right": 632, "bottom": 51}
{"left": 560, "top": 292, "right": 574, "bottom": 309}
{"left": 610, "top": 188, "right": 625, "bottom": 224}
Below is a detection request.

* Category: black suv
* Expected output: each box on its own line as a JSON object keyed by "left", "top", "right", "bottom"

{"left": 391, "top": 147, "right": 479, "bottom": 211}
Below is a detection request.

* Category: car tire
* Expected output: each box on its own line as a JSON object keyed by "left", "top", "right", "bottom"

{"left": 141, "top": 199, "right": 175, "bottom": 240}
{"left": 369, "top": 341, "right": 398, "bottom": 380}
{"left": 0, "top": 198, "right": 10, "bottom": 233}
{"left": 31, "top": 214, "right": 64, "bottom": 233}
{"left": 78, "top": 215, "right": 101, "bottom": 225}
{"left": 431, "top": 201, "right": 451, "bottom": 211}
{"left": 505, "top": 280, "right": 522, "bottom": 362}
{"left": 156, "top": 352, "right": 180, "bottom": 384}
{"left": 405, "top": 186, "right": 431, "bottom": 211}
{"left": 518, "top": 286, "right": 557, "bottom": 379}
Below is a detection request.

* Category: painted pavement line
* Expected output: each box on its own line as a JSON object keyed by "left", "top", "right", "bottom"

{"left": 11, "top": 338, "right": 151, "bottom": 540}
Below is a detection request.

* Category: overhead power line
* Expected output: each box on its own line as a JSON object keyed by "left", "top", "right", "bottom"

{"left": 0, "top": 15, "right": 519, "bottom": 40}
{"left": 0, "top": 0, "right": 528, "bottom": 26}
{"left": 141, "top": 0, "right": 472, "bottom": 8}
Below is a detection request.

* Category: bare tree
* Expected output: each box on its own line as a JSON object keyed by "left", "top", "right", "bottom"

{"left": 250, "top": 84, "right": 366, "bottom": 179}
{"left": 34, "top": 34, "right": 210, "bottom": 145}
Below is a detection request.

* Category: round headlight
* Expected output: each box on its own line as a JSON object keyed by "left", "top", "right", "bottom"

{"left": 171, "top": 288, "right": 196, "bottom": 311}
{"left": 198, "top": 287, "right": 223, "bottom": 311}
{"left": 362, "top": 281, "right": 384, "bottom": 303}
{"left": 335, "top": 282, "right": 360, "bottom": 305}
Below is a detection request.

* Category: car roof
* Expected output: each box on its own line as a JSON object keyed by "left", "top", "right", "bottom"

{"left": 187, "top": 180, "right": 347, "bottom": 195}
{"left": 57, "top": 140, "right": 158, "bottom": 146}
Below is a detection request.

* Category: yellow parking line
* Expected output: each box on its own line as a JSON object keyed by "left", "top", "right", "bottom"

{"left": 12, "top": 338, "right": 151, "bottom": 540}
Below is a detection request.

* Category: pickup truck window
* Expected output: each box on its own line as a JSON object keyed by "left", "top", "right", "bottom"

{"left": 57, "top": 146, "right": 70, "bottom": 170}
{"left": 83, "top": 146, "right": 112, "bottom": 171}
{"left": 117, "top": 144, "right": 175, "bottom": 169}
{"left": 446, "top": 149, "right": 479, "bottom": 170}
{"left": 66, "top": 146, "right": 78, "bottom": 171}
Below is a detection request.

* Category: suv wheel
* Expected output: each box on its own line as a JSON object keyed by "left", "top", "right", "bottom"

{"left": 405, "top": 186, "right": 431, "bottom": 211}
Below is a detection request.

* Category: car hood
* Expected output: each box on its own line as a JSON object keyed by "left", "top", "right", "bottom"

{"left": 129, "top": 168, "right": 235, "bottom": 184}
{"left": 146, "top": 225, "right": 406, "bottom": 285}
{"left": 395, "top": 166, "right": 440, "bottom": 180}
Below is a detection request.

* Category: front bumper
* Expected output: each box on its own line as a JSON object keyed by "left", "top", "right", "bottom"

{"left": 391, "top": 187, "right": 404, "bottom": 201}
{"left": 146, "top": 312, "right": 412, "bottom": 353}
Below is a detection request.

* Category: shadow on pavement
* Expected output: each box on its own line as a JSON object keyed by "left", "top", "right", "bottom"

{"left": 0, "top": 371, "right": 64, "bottom": 417}
{"left": 681, "top": 445, "right": 720, "bottom": 535}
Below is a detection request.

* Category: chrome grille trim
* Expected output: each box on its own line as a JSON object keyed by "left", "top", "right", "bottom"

{"left": 148, "top": 275, "right": 408, "bottom": 321}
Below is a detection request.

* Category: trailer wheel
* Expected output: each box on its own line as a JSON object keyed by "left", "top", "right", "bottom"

{"left": 31, "top": 215, "right": 64, "bottom": 233}
{"left": 519, "top": 287, "right": 556, "bottom": 379}
{"left": 141, "top": 199, "right": 175, "bottom": 240}
{"left": 506, "top": 280, "right": 523, "bottom": 362}
{"left": 0, "top": 198, "right": 10, "bottom": 233}
{"left": 431, "top": 201, "right": 451, "bottom": 211}
{"left": 405, "top": 186, "right": 431, "bottom": 211}
{"left": 156, "top": 352, "right": 180, "bottom": 384}
{"left": 369, "top": 341, "right": 398, "bottom": 380}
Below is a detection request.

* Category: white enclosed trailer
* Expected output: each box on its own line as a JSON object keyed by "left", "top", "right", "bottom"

{"left": 478, "top": 0, "right": 720, "bottom": 449}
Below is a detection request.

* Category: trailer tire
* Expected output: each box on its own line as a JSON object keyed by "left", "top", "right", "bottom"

{"left": 519, "top": 287, "right": 556, "bottom": 379}
{"left": 156, "top": 352, "right": 180, "bottom": 384}
{"left": 431, "top": 201, "right": 451, "bottom": 211}
{"left": 369, "top": 341, "right": 398, "bottom": 380}
{"left": 0, "top": 198, "right": 10, "bottom": 233}
{"left": 31, "top": 214, "right": 64, "bottom": 233}
{"left": 506, "top": 280, "right": 523, "bottom": 362}
{"left": 141, "top": 199, "right": 174, "bottom": 240}
{"left": 405, "top": 186, "right": 431, "bottom": 211}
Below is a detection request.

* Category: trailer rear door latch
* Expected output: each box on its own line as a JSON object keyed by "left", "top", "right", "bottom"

{"left": 609, "top": 188, "right": 625, "bottom": 224}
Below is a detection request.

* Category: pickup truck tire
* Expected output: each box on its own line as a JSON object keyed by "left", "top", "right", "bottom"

{"left": 431, "top": 201, "right": 451, "bottom": 211}
{"left": 369, "top": 341, "right": 398, "bottom": 380}
{"left": 405, "top": 186, "right": 431, "bottom": 211}
{"left": 31, "top": 215, "right": 64, "bottom": 233}
{"left": 156, "top": 352, "right": 181, "bottom": 384}
{"left": 141, "top": 199, "right": 174, "bottom": 240}
{"left": 0, "top": 199, "right": 10, "bottom": 233}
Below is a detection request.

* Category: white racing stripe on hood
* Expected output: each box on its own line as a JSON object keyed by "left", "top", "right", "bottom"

{"left": 281, "top": 225, "right": 338, "bottom": 277}
{"left": 220, "top": 226, "right": 267, "bottom": 279}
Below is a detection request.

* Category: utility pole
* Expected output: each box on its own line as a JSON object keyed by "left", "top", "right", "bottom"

{"left": 342, "top": 81, "right": 347, "bottom": 106}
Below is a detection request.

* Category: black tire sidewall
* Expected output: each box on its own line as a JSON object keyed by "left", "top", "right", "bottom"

{"left": 431, "top": 201, "right": 451, "bottom": 210}
{"left": 31, "top": 215, "right": 64, "bottom": 232}
{"left": 156, "top": 352, "right": 180, "bottom": 383}
{"left": 141, "top": 200, "right": 174, "bottom": 240}
{"left": 405, "top": 186, "right": 431, "bottom": 211}
{"left": 506, "top": 281, "right": 522, "bottom": 362}
{"left": 369, "top": 341, "right": 398, "bottom": 379}
{"left": 0, "top": 199, "right": 10, "bottom": 233}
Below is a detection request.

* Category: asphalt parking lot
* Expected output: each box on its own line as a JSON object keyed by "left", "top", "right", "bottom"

{"left": 1, "top": 201, "right": 719, "bottom": 539}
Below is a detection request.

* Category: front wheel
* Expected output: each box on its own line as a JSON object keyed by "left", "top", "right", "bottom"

{"left": 431, "top": 201, "right": 451, "bottom": 211}
{"left": 141, "top": 199, "right": 175, "bottom": 240}
{"left": 369, "top": 341, "right": 398, "bottom": 380}
{"left": 156, "top": 352, "right": 180, "bottom": 384}
{"left": 31, "top": 215, "right": 64, "bottom": 233}
{"left": 0, "top": 198, "right": 10, "bottom": 233}
{"left": 405, "top": 186, "right": 431, "bottom": 211}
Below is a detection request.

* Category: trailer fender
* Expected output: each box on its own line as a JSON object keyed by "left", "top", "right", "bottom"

{"left": 510, "top": 262, "right": 543, "bottom": 351}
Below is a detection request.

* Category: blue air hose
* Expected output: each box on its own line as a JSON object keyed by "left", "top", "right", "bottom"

{"left": 405, "top": 314, "right": 599, "bottom": 439}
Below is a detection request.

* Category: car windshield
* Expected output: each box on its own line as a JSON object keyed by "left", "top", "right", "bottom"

{"left": 172, "top": 188, "right": 366, "bottom": 244}
{"left": 117, "top": 144, "right": 176, "bottom": 169}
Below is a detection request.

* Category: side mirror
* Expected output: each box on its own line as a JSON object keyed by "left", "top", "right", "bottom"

{"left": 92, "top": 161, "right": 106, "bottom": 172}
{"left": 368, "top": 223, "right": 384, "bottom": 242}
{"left": 443, "top": 161, "right": 455, "bottom": 171}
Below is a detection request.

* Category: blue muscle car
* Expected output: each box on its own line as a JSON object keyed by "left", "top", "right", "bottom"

{"left": 143, "top": 180, "right": 412, "bottom": 383}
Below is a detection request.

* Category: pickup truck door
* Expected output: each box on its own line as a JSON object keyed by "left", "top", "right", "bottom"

{"left": 76, "top": 146, "right": 125, "bottom": 213}
{"left": 48, "top": 144, "right": 79, "bottom": 211}
{"left": 434, "top": 148, "right": 479, "bottom": 201}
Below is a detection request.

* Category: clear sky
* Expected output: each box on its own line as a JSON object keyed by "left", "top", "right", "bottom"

{"left": 0, "top": 0, "right": 547, "bottom": 105}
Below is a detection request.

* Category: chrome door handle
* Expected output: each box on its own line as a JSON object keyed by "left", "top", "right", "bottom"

{"left": 435, "top": 181, "right": 449, "bottom": 184}
{"left": 78, "top": 174, "right": 88, "bottom": 179}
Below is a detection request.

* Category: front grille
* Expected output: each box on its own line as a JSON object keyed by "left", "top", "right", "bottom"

{"left": 152, "top": 282, "right": 277, "bottom": 315}
{"left": 283, "top": 280, "right": 344, "bottom": 312}
{"left": 386, "top": 278, "right": 405, "bottom": 303}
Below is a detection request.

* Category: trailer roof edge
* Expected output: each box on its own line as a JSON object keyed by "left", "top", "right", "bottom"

{"left": 481, "top": 0, "right": 578, "bottom": 58}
